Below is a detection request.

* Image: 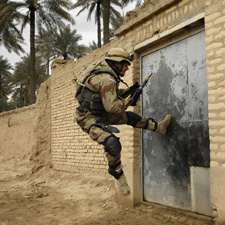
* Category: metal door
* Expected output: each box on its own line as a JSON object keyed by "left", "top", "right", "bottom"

{"left": 142, "top": 31, "right": 210, "bottom": 212}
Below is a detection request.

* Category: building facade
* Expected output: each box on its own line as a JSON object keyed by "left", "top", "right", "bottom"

{"left": 1, "top": 0, "right": 224, "bottom": 224}
{"left": 51, "top": 0, "right": 225, "bottom": 223}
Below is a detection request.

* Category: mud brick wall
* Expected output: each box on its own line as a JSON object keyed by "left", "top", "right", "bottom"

{"left": 0, "top": 105, "right": 36, "bottom": 157}
{"left": 0, "top": 0, "right": 224, "bottom": 223}
{"left": 204, "top": 0, "right": 225, "bottom": 223}
{"left": 1, "top": 0, "right": 225, "bottom": 223}
{"left": 27, "top": 0, "right": 225, "bottom": 223}
{"left": 0, "top": 78, "right": 51, "bottom": 172}
{"left": 50, "top": 43, "right": 137, "bottom": 175}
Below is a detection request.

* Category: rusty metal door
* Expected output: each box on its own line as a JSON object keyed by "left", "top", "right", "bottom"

{"left": 142, "top": 31, "right": 210, "bottom": 212}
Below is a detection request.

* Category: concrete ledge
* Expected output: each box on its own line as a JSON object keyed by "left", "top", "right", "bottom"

{"left": 134, "top": 12, "right": 205, "bottom": 52}
{"left": 115, "top": 0, "right": 181, "bottom": 36}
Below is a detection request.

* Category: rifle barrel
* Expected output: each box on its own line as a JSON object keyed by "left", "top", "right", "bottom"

{"left": 142, "top": 73, "right": 153, "bottom": 87}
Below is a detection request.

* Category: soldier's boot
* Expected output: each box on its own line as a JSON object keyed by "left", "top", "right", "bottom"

{"left": 116, "top": 173, "right": 130, "bottom": 196}
{"left": 108, "top": 161, "right": 130, "bottom": 196}
{"left": 147, "top": 114, "right": 171, "bottom": 136}
{"left": 126, "top": 111, "right": 171, "bottom": 136}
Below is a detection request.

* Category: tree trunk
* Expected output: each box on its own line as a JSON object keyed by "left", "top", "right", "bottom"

{"left": 47, "top": 58, "right": 50, "bottom": 76}
{"left": 97, "top": 1, "right": 101, "bottom": 48}
{"left": 63, "top": 53, "right": 68, "bottom": 60}
{"left": 103, "top": 0, "right": 110, "bottom": 45}
{"left": 0, "top": 76, "right": 2, "bottom": 99}
{"left": 29, "top": 4, "right": 36, "bottom": 104}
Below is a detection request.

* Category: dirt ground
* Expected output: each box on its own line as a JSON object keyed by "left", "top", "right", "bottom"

{"left": 0, "top": 156, "right": 214, "bottom": 225}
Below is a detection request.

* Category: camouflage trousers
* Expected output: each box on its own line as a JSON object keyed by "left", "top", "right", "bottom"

{"left": 75, "top": 109, "right": 149, "bottom": 167}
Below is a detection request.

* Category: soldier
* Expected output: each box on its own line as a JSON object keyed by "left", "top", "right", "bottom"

{"left": 75, "top": 47, "right": 171, "bottom": 196}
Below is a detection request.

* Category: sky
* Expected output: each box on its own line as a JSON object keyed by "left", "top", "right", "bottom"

{"left": 1, "top": 2, "right": 137, "bottom": 68}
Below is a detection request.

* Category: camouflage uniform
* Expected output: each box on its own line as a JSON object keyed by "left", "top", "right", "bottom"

{"left": 75, "top": 48, "right": 171, "bottom": 196}
{"left": 75, "top": 67, "right": 151, "bottom": 166}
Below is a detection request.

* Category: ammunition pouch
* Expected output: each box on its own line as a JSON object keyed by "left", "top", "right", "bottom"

{"left": 76, "top": 87, "right": 105, "bottom": 116}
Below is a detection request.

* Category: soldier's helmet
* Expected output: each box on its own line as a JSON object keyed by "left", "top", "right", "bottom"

{"left": 105, "top": 48, "right": 134, "bottom": 65}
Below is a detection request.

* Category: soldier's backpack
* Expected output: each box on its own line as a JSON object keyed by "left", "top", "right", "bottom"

{"left": 73, "top": 61, "right": 117, "bottom": 115}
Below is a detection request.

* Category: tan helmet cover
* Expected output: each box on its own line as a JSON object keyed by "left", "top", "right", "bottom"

{"left": 105, "top": 48, "right": 132, "bottom": 65}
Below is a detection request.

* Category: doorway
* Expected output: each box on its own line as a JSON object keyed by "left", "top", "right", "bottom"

{"left": 142, "top": 31, "right": 211, "bottom": 215}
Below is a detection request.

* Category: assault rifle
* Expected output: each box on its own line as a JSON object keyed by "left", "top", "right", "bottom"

{"left": 126, "top": 73, "right": 153, "bottom": 107}
{"left": 120, "top": 82, "right": 139, "bottom": 99}
{"left": 92, "top": 73, "right": 153, "bottom": 134}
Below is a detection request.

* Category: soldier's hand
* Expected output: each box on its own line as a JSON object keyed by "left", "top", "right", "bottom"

{"left": 130, "top": 89, "right": 142, "bottom": 106}
{"left": 129, "top": 82, "right": 139, "bottom": 96}
{"left": 120, "top": 82, "right": 139, "bottom": 99}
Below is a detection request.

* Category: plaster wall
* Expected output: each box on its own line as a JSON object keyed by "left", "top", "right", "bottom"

{"left": 0, "top": 105, "right": 36, "bottom": 158}
{"left": 0, "top": 78, "right": 51, "bottom": 173}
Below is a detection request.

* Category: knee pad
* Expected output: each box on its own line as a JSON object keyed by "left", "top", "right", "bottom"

{"left": 126, "top": 111, "right": 142, "bottom": 128}
{"left": 103, "top": 135, "right": 122, "bottom": 156}
{"left": 108, "top": 161, "right": 123, "bottom": 179}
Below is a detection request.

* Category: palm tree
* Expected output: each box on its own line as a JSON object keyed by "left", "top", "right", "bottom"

{"left": 71, "top": 0, "right": 129, "bottom": 47}
{"left": 71, "top": 0, "right": 102, "bottom": 48}
{"left": 0, "top": 0, "right": 25, "bottom": 54}
{"left": 135, "top": 0, "right": 143, "bottom": 8}
{"left": 102, "top": 0, "right": 110, "bottom": 45}
{"left": 73, "top": 44, "right": 89, "bottom": 60}
{"left": 88, "top": 40, "right": 98, "bottom": 52}
{"left": 10, "top": 54, "right": 48, "bottom": 107}
{"left": 110, "top": 12, "right": 125, "bottom": 40}
{"left": 0, "top": 55, "right": 12, "bottom": 99}
{"left": 0, "top": 55, "right": 12, "bottom": 112}
{"left": 0, "top": 0, "right": 75, "bottom": 104}
{"left": 53, "top": 25, "right": 84, "bottom": 60}
{"left": 102, "top": 0, "right": 134, "bottom": 44}
{"left": 0, "top": 24, "right": 25, "bottom": 55}
{"left": 36, "top": 28, "right": 56, "bottom": 76}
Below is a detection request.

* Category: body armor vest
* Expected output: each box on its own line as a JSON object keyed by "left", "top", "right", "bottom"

{"left": 75, "top": 67, "right": 118, "bottom": 116}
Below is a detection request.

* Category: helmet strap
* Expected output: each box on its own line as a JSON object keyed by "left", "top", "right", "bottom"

{"left": 119, "top": 78, "right": 129, "bottom": 88}
{"left": 106, "top": 60, "right": 121, "bottom": 76}
{"left": 106, "top": 60, "right": 129, "bottom": 88}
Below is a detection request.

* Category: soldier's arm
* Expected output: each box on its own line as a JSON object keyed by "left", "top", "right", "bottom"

{"left": 92, "top": 74, "right": 131, "bottom": 113}
{"left": 117, "top": 87, "right": 130, "bottom": 97}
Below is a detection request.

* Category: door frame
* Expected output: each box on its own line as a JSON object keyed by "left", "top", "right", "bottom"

{"left": 133, "top": 13, "right": 208, "bottom": 212}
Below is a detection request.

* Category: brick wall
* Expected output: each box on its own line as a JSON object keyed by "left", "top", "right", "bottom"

{"left": 50, "top": 45, "right": 137, "bottom": 174}
{"left": 51, "top": 52, "right": 109, "bottom": 174}
{"left": 51, "top": 0, "right": 203, "bottom": 176}
{"left": 51, "top": 0, "right": 225, "bottom": 223}
{"left": 204, "top": 0, "right": 225, "bottom": 223}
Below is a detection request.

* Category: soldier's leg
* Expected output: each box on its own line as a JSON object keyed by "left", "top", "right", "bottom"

{"left": 126, "top": 111, "right": 171, "bottom": 135}
{"left": 88, "top": 126, "right": 130, "bottom": 196}
{"left": 103, "top": 111, "right": 171, "bottom": 135}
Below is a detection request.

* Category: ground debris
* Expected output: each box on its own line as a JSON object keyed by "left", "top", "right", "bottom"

{"left": 0, "top": 156, "right": 214, "bottom": 225}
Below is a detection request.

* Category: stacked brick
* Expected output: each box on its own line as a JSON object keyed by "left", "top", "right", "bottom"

{"left": 50, "top": 59, "right": 107, "bottom": 174}
{"left": 204, "top": 0, "right": 225, "bottom": 222}
{"left": 205, "top": 0, "right": 225, "bottom": 167}
{"left": 50, "top": 53, "right": 139, "bottom": 174}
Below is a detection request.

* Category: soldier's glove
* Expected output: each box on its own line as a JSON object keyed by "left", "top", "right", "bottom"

{"left": 130, "top": 88, "right": 142, "bottom": 106}
{"left": 129, "top": 82, "right": 139, "bottom": 96}
{"left": 120, "top": 82, "right": 139, "bottom": 99}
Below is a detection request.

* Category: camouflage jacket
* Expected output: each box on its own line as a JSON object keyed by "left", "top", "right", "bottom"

{"left": 81, "top": 66, "right": 131, "bottom": 114}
